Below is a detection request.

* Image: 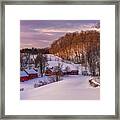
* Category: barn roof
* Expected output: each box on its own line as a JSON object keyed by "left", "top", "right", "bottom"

{"left": 25, "top": 68, "right": 38, "bottom": 74}
{"left": 20, "top": 71, "right": 29, "bottom": 77}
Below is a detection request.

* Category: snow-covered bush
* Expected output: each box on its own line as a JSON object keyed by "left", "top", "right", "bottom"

{"left": 39, "top": 81, "right": 44, "bottom": 85}
{"left": 48, "top": 76, "right": 56, "bottom": 83}
{"left": 34, "top": 83, "right": 43, "bottom": 88}
{"left": 44, "top": 79, "right": 51, "bottom": 84}
{"left": 39, "top": 79, "right": 48, "bottom": 85}
{"left": 20, "top": 88, "right": 24, "bottom": 91}
{"left": 89, "top": 79, "right": 100, "bottom": 87}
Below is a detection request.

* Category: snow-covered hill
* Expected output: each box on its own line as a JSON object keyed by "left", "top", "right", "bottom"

{"left": 46, "top": 54, "right": 82, "bottom": 72}
{"left": 48, "top": 61, "right": 78, "bottom": 71}
{"left": 47, "top": 54, "right": 62, "bottom": 61}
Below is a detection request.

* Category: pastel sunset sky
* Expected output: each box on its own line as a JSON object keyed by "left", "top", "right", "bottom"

{"left": 20, "top": 20, "right": 100, "bottom": 49}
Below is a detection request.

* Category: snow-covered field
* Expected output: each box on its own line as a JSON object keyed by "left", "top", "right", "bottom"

{"left": 20, "top": 54, "right": 100, "bottom": 100}
{"left": 20, "top": 75, "right": 100, "bottom": 100}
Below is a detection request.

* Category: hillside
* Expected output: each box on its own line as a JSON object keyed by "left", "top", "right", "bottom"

{"left": 49, "top": 30, "right": 100, "bottom": 76}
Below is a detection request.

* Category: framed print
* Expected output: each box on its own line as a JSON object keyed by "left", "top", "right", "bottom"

{"left": 0, "top": 0, "right": 119, "bottom": 119}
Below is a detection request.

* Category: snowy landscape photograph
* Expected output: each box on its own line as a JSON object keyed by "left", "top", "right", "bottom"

{"left": 20, "top": 20, "right": 100, "bottom": 100}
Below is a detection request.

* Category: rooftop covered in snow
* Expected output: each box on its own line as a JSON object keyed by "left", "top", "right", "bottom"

{"left": 25, "top": 68, "right": 38, "bottom": 74}
{"left": 20, "top": 71, "right": 29, "bottom": 77}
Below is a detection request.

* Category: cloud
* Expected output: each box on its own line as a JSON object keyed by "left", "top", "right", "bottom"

{"left": 38, "top": 40, "right": 52, "bottom": 43}
{"left": 33, "top": 23, "right": 99, "bottom": 34}
{"left": 34, "top": 28, "right": 75, "bottom": 33}
{"left": 43, "top": 32, "right": 54, "bottom": 36}
{"left": 21, "top": 41, "right": 51, "bottom": 49}
{"left": 20, "top": 20, "right": 100, "bottom": 48}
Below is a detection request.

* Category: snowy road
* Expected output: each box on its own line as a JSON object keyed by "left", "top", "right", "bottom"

{"left": 20, "top": 75, "right": 100, "bottom": 100}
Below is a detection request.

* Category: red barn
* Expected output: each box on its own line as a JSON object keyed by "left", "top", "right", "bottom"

{"left": 25, "top": 68, "right": 38, "bottom": 79}
{"left": 20, "top": 70, "right": 29, "bottom": 82}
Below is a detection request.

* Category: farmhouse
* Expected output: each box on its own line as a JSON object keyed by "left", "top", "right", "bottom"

{"left": 25, "top": 68, "right": 38, "bottom": 79}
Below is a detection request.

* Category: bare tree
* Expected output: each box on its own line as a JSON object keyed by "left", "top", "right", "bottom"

{"left": 35, "top": 53, "right": 47, "bottom": 77}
